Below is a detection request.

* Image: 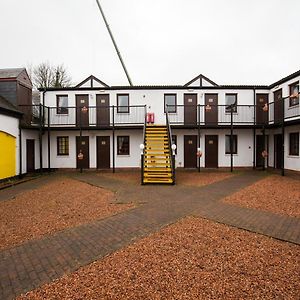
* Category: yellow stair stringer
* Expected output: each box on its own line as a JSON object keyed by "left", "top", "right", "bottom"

{"left": 142, "top": 125, "right": 174, "bottom": 184}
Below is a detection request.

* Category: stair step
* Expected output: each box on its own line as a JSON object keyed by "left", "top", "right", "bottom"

{"left": 143, "top": 178, "right": 173, "bottom": 183}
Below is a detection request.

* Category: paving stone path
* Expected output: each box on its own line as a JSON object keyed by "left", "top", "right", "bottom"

{"left": 0, "top": 172, "right": 299, "bottom": 299}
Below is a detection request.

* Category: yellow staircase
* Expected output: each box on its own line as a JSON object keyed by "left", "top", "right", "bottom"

{"left": 142, "top": 125, "right": 174, "bottom": 184}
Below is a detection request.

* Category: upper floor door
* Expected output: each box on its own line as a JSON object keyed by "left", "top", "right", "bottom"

{"left": 256, "top": 94, "right": 269, "bottom": 125}
{"left": 76, "top": 95, "right": 89, "bottom": 127}
{"left": 205, "top": 94, "right": 218, "bottom": 125}
{"left": 96, "top": 94, "right": 110, "bottom": 126}
{"left": 274, "top": 89, "right": 283, "bottom": 124}
{"left": 184, "top": 94, "right": 197, "bottom": 125}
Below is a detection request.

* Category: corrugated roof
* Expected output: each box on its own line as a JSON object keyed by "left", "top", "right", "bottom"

{"left": 0, "top": 68, "right": 25, "bottom": 79}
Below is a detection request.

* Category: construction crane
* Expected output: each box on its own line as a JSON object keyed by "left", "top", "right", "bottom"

{"left": 95, "top": 0, "right": 133, "bottom": 86}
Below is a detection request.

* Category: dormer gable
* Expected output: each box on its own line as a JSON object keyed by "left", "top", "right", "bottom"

{"left": 184, "top": 74, "right": 218, "bottom": 88}
{"left": 75, "top": 75, "right": 109, "bottom": 88}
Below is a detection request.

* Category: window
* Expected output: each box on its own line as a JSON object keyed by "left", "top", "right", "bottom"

{"left": 57, "top": 136, "right": 69, "bottom": 155}
{"left": 289, "top": 81, "right": 299, "bottom": 107}
{"left": 117, "top": 94, "right": 129, "bottom": 113}
{"left": 56, "top": 95, "right": 68, "bottom": 114}
{"left": 225, "top": 94, "right": 237, "bottom": 113}
{"left": 117, "top": 136, "right": 130, "bottom": 155}
{"left": 225, "top": 135, "right": 237, "bottom": 154}
{"left": 289, "top": 132, "right": 299, "bottom": 156}
{"left": 172, "top": 135, "right": 177, "bottom": 154}
{"left": 164, "top": 94, "right": 177, "bottom": 113}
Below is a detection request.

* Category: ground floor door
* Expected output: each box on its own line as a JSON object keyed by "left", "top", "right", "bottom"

{"left": 26, "top": 139, "right": 35, "bottom": 173}
{"left": 205, "top": 135, "right": 218, "bottom": 168}
{"left": 184, "top": 135, "right": 197, "bottom": 168}
{"left": 97, "top": 136, "right": 110, "bottom": 169}
{"left": 256, "top": 135, "right": 268, "bottom": 168}
{"left": 76, "top": 136, "right": 90, "bottom": 169}
{"left": 274, "top": 134, "right": 283, "bottom": 169}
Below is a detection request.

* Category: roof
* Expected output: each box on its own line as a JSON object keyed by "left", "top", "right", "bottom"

{"left": 75, "top": 75, "right": 109, "bottom": 88}
{"left": 0, "top": 68, "right": 25, "bottom": 79}
{"left": 0, "top": 95, "right": 22, "bottom": 118}
{"left": 269, "top": 69, "right": 300, "bottom": 89}
{"left": 184, "top": 74, "right": 218, "bottom": 87}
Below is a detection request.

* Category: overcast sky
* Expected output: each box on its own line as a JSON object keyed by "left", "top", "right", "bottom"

{"left": 1, "top": 0, "right": 300, "bottom": 86}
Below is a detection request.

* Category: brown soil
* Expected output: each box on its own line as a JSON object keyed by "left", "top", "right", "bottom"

{"left": 19, "top": 217, "right": 300, "bottom": 300}
{"left": 223, "top": 175, "right": 300, "bottom": 217}
{"left": 0, "top": 178, "right": 133, "bottom": 250}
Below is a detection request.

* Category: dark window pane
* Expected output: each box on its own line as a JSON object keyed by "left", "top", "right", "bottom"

{"left": 117, "top": 95, "right": 129, "bottom": 113}
{"left": 164, "top": 94, "right": 177, "bottom": 113}
{"left": 289, "top": 132, "right": 299, "bottom": 156}
{"left": 117, "top": 136, "right": 130, "bottom": 155}
{"left": 57, "top": 95, "right": 68, "bottom": 114}
{"left": 225, "top": 94, "right": 237, "bottom": 113}
{"left": 225, "top": 135, "right": 237, "bottom": 154}
{"left": 57, "top": 136, "right": 69, "bottom": 155}
{"left": 289, "top": 82, "right": 299, "bottom": 106}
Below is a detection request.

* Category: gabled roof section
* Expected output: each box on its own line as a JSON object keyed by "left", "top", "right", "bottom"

{"left": 75, "top": 75, "right": 109, "bottom": 88}
{"left": 269, "top": 69, "right": 300, "bottom": 89}
{"left": 184, "top": 74, "right": 218, "bottom": 87}
{"left": 0, "top": 68, "right": 25, "bottom": 79}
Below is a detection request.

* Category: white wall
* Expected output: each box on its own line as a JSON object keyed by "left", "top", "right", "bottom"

{"left": 0, "top": 114, "right": 20, "bottom": 176}
{"left": 21, "top": 129, "right": 40, "bottom": 174}
{"left": 42, "top": 129, "right": 143, "bottom": 169}
{"left": 172, "top": 129, "right": 253, "bottom": 168}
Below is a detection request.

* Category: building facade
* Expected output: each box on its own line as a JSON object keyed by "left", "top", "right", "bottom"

{"left": 1, "top": 69, "right": 299, "bottom": 180}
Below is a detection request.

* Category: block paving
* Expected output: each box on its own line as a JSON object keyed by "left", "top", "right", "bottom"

{"left": 0, "top": 171, "right": 299, "bottom": 299}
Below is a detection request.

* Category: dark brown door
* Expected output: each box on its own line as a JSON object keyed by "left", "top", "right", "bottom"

{"left": 97, "top": 136, "right": 110, "bottom": 169}
{"left": 76, "top": 136, "right": 90, "bottom": 169}
{"left": 96, "top": 95, "right": 110, "bottom": 126}
{"left": 205, "top": 94, "right": 218, "bottom": 125}
{"left": 205, "top": 135, "right": 218, "bottom": 168}
{"left": 76, "top": 95, "right": 89, "bottom": 127}
{"left": 256, "top": 135, "right": 265, "bottom": 167}
{"left": 26, "top": 139, "right": 35, "bottom": 173}
{"left": 256, "top": 94, "right": 269, "bottom": 125}
{"left": 184, "top": 94, "right": 197, "bottom": 125}
{"left": 274, "top": 134, "right": 283, "bottom": 169}
{"left": 184, "top": 135, "right": 197, "bottom": 168}
{"left": 274, "top": 89, "right": 283, "bottom": 124}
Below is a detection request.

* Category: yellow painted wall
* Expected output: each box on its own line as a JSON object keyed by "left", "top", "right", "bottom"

{"left": 0, "top": 131, "right": 16, "bottom": 180}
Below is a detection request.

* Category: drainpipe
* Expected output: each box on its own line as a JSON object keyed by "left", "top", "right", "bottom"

{"left": 281, "top": 96, "right": 285, "bottom": 176}
{"left": 18, "top": 119, "right": 23, "bottom": 178}
{"left": 253, "top": 88, "right": 256, "bottom": 169}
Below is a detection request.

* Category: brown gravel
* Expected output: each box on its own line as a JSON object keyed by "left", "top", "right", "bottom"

{"left": 101, "top": 171, "right": 234, "bottom": 187}
{"left": 223, "top": 175, "right": 300, "bottom": 217}
{"left": 19, "top": 217, "right": 300, "bottom": 300}
{"left": 177, "top": 171, "right": 234, "bottom": 187}
{"left": 0, "top": 178, "right": 133, "bottom": 250}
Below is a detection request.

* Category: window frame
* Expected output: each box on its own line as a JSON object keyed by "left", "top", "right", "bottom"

{"left": 289, "top": 81, "right": 299, "bottom": 107}
{"left": 225, "top": 93, "right": 238, "bottom": 113}
{"left": 117, "top": 94, "right": 130, "bottom": 113}
{"left": 289, "top": 132, "right": 299, "bottom": 156}
{"left": 57, "top": 136, "right": 69, "bottom": 156}
{"left": 164, "top": 94, "right": 177, "bottom": 113}
{"left": 117, "top": 136, "right": 130, "bottom": 155}
{"left": 225, "top": 134, "right": 238, "bottom": 154}
{"left": 56, "top": 95, "right": 69, "bottom": 115}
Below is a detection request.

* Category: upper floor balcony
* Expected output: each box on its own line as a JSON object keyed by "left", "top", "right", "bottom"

{"left": 19, "top": 98, "right": 299, "bottom": 129}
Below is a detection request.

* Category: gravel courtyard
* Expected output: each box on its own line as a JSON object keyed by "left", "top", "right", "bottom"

{"left": 0, "top": 177, "right": 133, "bottom": 250}
{"left": 0, "top": 171, "right": 299, "bottom": 300}
{"left": 19, "top": 217, "right": 300, "bottom": 300}
{"left": 223, "top": 174, "right": 300, "bottom": 217}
